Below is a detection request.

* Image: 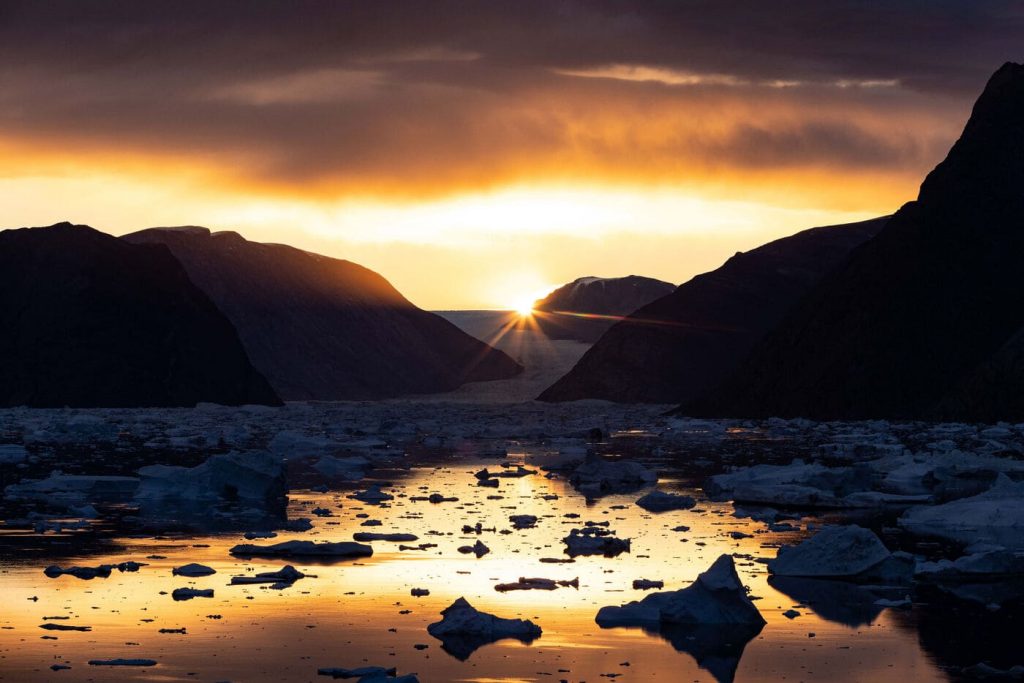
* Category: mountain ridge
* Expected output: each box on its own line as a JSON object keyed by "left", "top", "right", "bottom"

{"left": 125, "top": 227, "right": 523, "bottom": 400}
{"left": 685, "top": 61, "right": 1024, "bottom": 421}
{"left": 0, "top": 222, "right": 280, "bottom": 408}
{"left": 531, "top": 275, "right": 676, "bottom": 343}
{"left": 538, "top": 217, "right": 888, "bottom": 404}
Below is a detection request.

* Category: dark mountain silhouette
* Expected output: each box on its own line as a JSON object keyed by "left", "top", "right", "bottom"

{"left": 124, "top": 228, "right": 522, "bottom": 400}
{"left": 538, "top": 218, "right": 886, "bottom": 403}
{"left": 531, "top": 275, "right": 675, "bottom": 343}
{"left": 0, "top": 223, "right": 280, "bottom": 408}
{"left": 687, "top": 61, "right": 1024, "bottom": 421}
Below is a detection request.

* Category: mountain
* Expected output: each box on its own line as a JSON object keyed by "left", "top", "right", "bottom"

{"left": 124, "top": 228, "right": 522, "bottom": 400}
{"left": 687, "top": 62, "right": 1024, "bottom": 421}
{"left": 0, "top": 223, "right": 280, "bottom": 408}
{"left": 538, "top": 218, "right": 887, "bottom": 403}
{"left": 531, "top": 276, "right": 676, "bottom": 342}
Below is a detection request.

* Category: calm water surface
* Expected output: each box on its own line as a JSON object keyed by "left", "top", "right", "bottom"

{"left": 0, "top": 441, "right": 953, "bottom": 682}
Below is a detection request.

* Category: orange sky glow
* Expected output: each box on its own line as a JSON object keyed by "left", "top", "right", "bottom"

{"left": 0, "top": 2, "right": 1014, "bottom": 308}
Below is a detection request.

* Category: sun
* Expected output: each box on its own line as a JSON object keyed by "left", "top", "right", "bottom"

{"left": 488, "top": 273, "right": 554, "bottom": 317}
{"left": 512, "top": 296, "right": 536, "bottom": 317}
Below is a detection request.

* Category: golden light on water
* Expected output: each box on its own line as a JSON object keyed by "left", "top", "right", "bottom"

{"left": 0, "top": 450, "right": 948, "bottom": 682}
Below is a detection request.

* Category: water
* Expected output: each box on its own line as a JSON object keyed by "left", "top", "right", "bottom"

{"left": 0, "top": 420, "right": 964, "bottom": 682}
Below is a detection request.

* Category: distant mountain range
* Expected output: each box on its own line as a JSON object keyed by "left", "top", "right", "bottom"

{"left": 686, "top": 61, "right": 1024, "bottom": 421}
{"left": 531, "top": 276, "right": 675, "bottom": 343}
{"left": 538, "top": 218, "right": 887, "bottom": 403}
{"left": 6, "top": 61, "right": 1023, "bottom": 418}
{"left": 124, "top": 227, "right": 522, "bottom": 400}
{"left": 0, "top": 223, "right": 279, "bottom": 408}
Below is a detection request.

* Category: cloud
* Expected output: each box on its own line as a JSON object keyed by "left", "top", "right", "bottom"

{"left": 0, "top": 0, "right": 1017, "bottom": 202}
{"left": 555, "top": 65, "right": 900, "bottom": 90}
{"left": 209, "top": 69, "right": 386, "bottom": 105}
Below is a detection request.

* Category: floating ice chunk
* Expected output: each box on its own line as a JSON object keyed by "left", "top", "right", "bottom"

{"left": 509, "top": 515, "right": 538, "bottom": 529}
{"left": 30, "top": 414, "right": 120, "bottom": 445}
{"left": 457, "top": 540, "right": 490, "bottom": 557}
{"left": 636, "top": 490, "right": 696, "bottom": 512}
{"left": 768, "top": 526, "right": 893, "bottom": 579}
{"left": 318, "top": 665, "right": 389, "bottom": 678}
{"left": 33, "top": 517, "right": 92, "bottom": 534}
{"left": 245, "top": 530, "right": 278, "bottom": 540}
{"left": 353, "top": 532, "right": 418, "bottom": 542}
{"left": 172, "top": 563, "right": 216, "bottom": 577}
{"left": 596, "top": 555, "right": 765, "bottom": 627}
{"left": 915, "top": 548, "right": 1024, "bottom": 580}
{"left": 6, "top": 473, "right": 138, "bottom": 506}
{"left": 230, "top": 565, "right": 306, "bottom": 587}
{"left": 116, "top": 561, "right": 145, "bottom": 572}
{"left": 229, "top": 540, "right": 373, "bottom": 558}
{"left": 268, "top": 431, "right": 337, "bottom": 458}
{"left": 136, "top": 451, "right": 285, "bottom": 506}
{"left": 494, "top": 465, "right": 537, "bottom": 478}
{"left": 960, "top": 662, "right": 1024, "bottom": 679}
{"left": 172, "top": 587, "right": 214, "bottom": 600}
{"left": 569, "top": 457, "right": 656, "bottom": 497}
{"left": 427, "top": 597, "right": 541, "bottom": 660}
{"left": 666, "top": 418, "right": 730, "bottom": 439}
{"left": 530, "top": 446, "right": 587, "bottom": 472}
{"left": 494, "top": 577, "right": 578, "bottom": 592}
{"left": 313, "top": 455, "right": 373, "bottom": 481}
{"left": 348, "top": 485, "right": 394, "bottom": 504}
{"left": 563, "top": 527, "right": 631, "bottom": 557}
{"left": 44, "top": 562, "right": 144, "bottom": 580}
{"left": 873, "top": 597, "right": 911, "bottom": 608}
{"left": 900, "top": 474, "right": 1024, "bottom": 549}
{"left": 39, "top": 623, "right": 91, "bottom": 631}
{"left": 0, "top": 444, "right": 28, "bottom": 464}
{"left": 705, "top": 460, "right": 864, "bottom": 508}
{"left": 317, "top": 665, "right": 418, "bottom": 681}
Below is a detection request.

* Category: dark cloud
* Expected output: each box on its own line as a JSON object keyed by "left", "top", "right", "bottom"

{"left": 0, "top": 0, "right": 1019, "bottom": 194}
{"left": 3, "top": 1, "right": 1018, "bottom": 88}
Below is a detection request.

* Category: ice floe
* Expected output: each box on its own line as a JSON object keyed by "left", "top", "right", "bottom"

{"left": 900, "top": 475, "right": 1024, "bottom": 550}
{"left": 568, "top": 456, "right": 657, "bottom": 497}
{"left": 229, "top": 540, "right": 373, "bottom": 559}
{"left": 768, "top": 525, "right": 913, "bottom": 583}
{"left": 635, "top": 490, "right": 696, "bottom": 512}
{"left": 427, "top": 597, "right": 542, "bottom": 660}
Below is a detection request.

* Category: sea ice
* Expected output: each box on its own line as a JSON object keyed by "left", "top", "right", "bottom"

{"left": 229, "top": 540, "right": 373, "bottom": 558}
{"left": 596, "top": 555, "right": 765, "bottom": 627}
{"left": 635, "top": 490, "right": 696, "bottom": 512}
{"left": 427, "top": 597, "right": 541, "bottom": 660}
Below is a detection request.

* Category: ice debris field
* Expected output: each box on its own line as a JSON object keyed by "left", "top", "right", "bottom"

{"left": 1, "top": 402, "right": 1024, "bottom": 681}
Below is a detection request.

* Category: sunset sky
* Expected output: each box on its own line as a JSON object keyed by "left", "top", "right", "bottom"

{"left": 2, "top": 1, "right": 1021, "bottom": 309}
